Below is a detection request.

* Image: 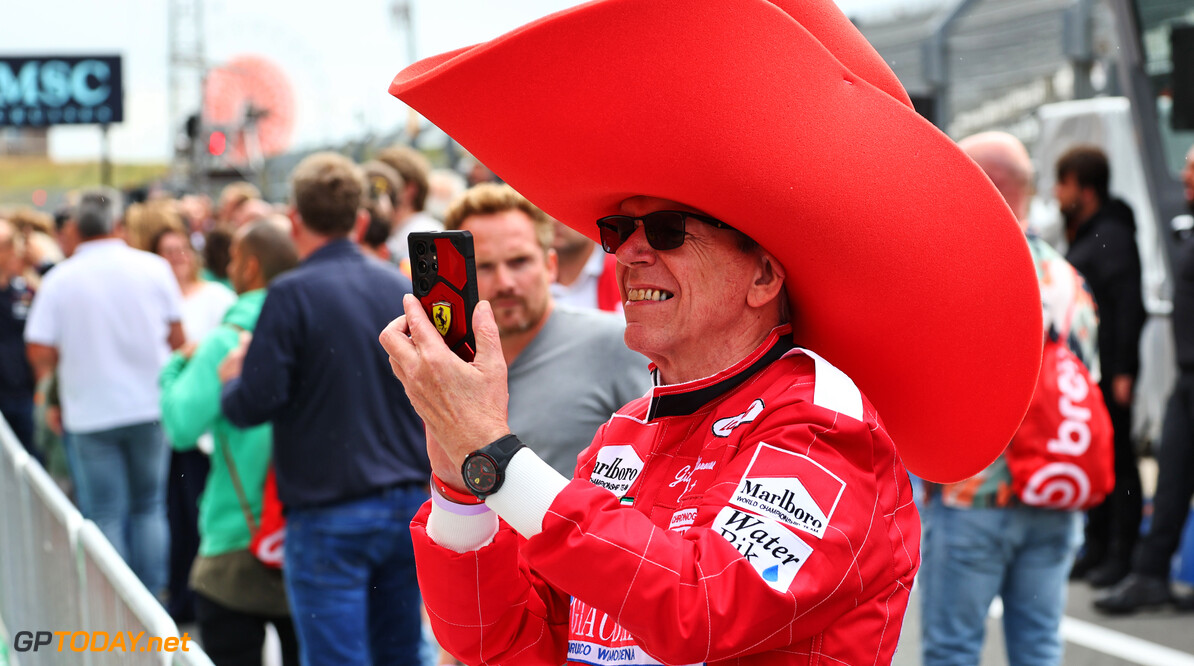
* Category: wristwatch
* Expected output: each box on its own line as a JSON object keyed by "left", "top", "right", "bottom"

{"left": 462, "top": 434, "right": 526, "bottom": 499}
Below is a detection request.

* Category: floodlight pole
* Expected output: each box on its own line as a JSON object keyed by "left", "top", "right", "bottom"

{"left": 168, "top": 0, "right": 207, "bottom": 182}
{"left": 100, "top": 123, "right": 112, "bottom": 186}
{"left": 923, "top": 0, "right": 980, "bottom": 133}
{"left": 392, "top": 0, "right": 424, "bottom": 144}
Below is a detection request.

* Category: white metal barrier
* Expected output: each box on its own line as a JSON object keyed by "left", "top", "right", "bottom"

{"left": 0, "top": 417, "right": 213, "bottom": 666}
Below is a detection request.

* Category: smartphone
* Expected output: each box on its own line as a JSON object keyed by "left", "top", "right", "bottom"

{"left": 408, "top": 230, "right": 479, "bottom": 361}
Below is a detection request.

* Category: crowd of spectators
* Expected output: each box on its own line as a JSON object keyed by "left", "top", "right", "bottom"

{"left": 0, "top": 147, "right": 606, "bottom": 666}
{"left": 4, "top": 136, "right": 1191, "bottom": 666}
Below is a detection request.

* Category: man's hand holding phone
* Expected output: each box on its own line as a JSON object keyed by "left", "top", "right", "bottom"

{"left": 380, "top": 295, "right": 510, "bottom": 492}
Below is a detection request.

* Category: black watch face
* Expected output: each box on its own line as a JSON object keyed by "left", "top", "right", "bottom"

{"left": 464, "top": 454, "right": 499, "bottom": 494}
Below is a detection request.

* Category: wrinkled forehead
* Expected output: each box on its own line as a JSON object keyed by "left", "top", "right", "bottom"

{"left": 463, "top": 209, "right": 552, "bottom": 254}
{"left": 159, "top": 229, "right": 188, "bottom": 244}
{"left": 617, "top": 195, "right": 707, "bottom": 218}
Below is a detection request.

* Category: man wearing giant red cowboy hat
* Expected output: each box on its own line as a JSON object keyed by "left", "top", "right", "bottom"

{"left": 379, "top": 0, "right": 1042, "bottom": 663}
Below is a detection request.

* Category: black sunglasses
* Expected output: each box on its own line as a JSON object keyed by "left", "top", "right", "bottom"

{"left": 595, "top": 210, "right": 734, "bottom": 253}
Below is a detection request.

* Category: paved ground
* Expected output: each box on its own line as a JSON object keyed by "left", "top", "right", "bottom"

{"left": 176, "top": 576, "right": 1194, "bottom": 665}
{"left": 895, "top": 577, "right": 1194, "bottom": 665}
{"left": 169, "top": 458, "right": 1194, "bottom": 666}
{"left": 896, "top": 457, "right": 1194, "bottom": 665}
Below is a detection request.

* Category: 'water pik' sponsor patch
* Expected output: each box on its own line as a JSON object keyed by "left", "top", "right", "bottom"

{"left": 728, "top": 444, "right": 845, "bottom": 539}
{"left": 713, "top": 507, "right": 813, "bottom": 592}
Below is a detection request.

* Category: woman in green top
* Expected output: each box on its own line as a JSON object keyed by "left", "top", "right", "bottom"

{"left": 160, "top": 221, "right": 299, "bottom": 666}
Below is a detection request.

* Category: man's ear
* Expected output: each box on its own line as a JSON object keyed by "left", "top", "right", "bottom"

{"left": 545, "top": 248, "right": 559, "bottom": 283}
{"left": 353, "top": 209, "right": 370, "bottom": 242}
{"left": 287, "top": 208, "right": 302, "bottom": 241}
{"left": 746, "top": 249, "right": 786, "bottom": 309}
{"left": 246, "top": 254, "right": 263, "bottom": 287}
{"left": 403, "top": 181, "right": 418, "bottom": 210}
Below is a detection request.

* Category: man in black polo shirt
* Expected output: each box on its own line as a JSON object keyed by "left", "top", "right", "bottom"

{"left": 220, "top": 152, "right": 429, "bottom": 665}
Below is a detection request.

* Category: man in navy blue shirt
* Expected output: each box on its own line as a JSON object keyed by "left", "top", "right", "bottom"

{"left": 220, "top": 152, "right": 429, "bottom": 665}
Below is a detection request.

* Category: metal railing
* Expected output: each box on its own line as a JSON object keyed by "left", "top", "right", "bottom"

{"left": 0, "top": 417, "right": 213, "bottom": 666}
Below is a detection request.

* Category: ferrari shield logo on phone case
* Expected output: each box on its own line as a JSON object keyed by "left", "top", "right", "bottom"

{"left": 432, "top": 301, "right": 452, "bottom": 336}
{"left": 410, "top": 230, "right": 478, "bottom": 361}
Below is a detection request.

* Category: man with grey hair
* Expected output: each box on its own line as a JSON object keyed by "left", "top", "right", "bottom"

{"left": 25, "top": 187, "right": 185, "bottom": 596}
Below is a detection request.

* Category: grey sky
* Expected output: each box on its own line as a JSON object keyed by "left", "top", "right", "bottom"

{"left": 1, "top": 0, "right": 926, "bottom": 162}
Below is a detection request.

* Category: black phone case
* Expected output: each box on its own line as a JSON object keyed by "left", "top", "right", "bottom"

{"left": 408, "top": 231, "right": 479, "bottom": 361}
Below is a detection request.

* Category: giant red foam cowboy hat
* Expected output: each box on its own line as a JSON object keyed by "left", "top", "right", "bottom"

{"left": 389, "top": 0, "right": 1042, "bottom": 483}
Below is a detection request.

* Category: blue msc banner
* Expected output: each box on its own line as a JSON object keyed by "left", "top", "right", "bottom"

{"left": 0, "top": 55, "right": 123, "bottom": 127}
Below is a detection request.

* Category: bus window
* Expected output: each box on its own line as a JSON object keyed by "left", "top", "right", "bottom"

{"left": 1134, "top": 0, "right": 1194, "bottom": 176}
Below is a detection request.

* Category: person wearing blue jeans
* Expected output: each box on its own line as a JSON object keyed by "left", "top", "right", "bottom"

{"left": 71, "top": 421, "right": 171, "bottom": 594}
{"left": 921, "top": 132, "right": 1097, "bottom": 666}
{"left": 23, "top": 189, "right": 185, "bottom": 599}
{"left": 284, "top": 485, "right": 426, "bottom": 664}
{"left": 221, "top": 154, "right": 430, "bottom": 665}
{"left": 921, "top": 497, "right": 1083, "bottom": 665}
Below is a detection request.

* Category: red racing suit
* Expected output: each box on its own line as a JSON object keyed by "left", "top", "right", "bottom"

{"left": 412, "top": 326, "right": 920, "bottom": 665}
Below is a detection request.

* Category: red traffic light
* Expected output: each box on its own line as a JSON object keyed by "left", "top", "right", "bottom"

{"left": 208, "top": 130, "right": 227, "bottom": 156}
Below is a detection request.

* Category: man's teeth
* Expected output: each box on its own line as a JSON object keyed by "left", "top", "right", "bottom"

{"left": 627, "top": 288, "right": 673, "bottom": 302}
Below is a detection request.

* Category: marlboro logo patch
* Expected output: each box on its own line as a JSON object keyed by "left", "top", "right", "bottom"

{"left": 728, "top": 443, "right": 845, "bottom": 539}
{"left": 589, "top": 445, "right": 644, "bottom": 498}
